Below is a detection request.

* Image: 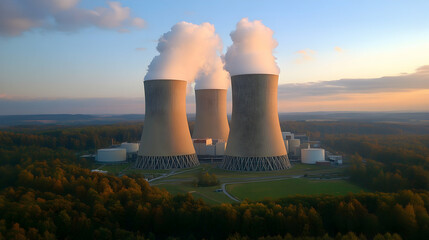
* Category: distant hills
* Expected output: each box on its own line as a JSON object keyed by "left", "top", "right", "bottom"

{"left": 0, "top": 112, "right": 428, "bottom": 127}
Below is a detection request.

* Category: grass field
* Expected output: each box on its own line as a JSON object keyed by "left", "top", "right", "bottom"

{"left": 98, "top": 163, "right": 170, "bottom": 176}
{"left": 99, "top": 164, "right": 130, "bottom": 175}
{"left": 98, "top": 162, "right": 362, "bottom": 204}
{"left": 163, "top": 163, "right": 342, "bottom": 181}
{"left": 226, "top": 178, "right": 365, "bottom": 201}
{"left": 155, "top": 183, "right": 234, "bottom": 204}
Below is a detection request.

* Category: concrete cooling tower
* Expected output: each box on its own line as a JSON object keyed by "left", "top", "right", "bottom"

{"left": 192, "top": 89, "right": 229, "bottom": 141}
{"left": 135, "top": 80, "right": 199, "bottom": 169}
{"left": 221, "top": 74, "right": 291, "bottom": 171}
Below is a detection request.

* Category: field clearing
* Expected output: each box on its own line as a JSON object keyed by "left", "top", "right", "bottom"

{"left": 99, "top": 163, "right": 170, "bottom": 176}
{"left": 101, "top": 162, "right": 359, "bottom": 204}
{"left": 99, "top": 164, "right": 130, "bottom": 175}
{"left": 227, "top": 178, "right": 364, "bottom": 201}
{"left": 125, "top": 168, "right": 170, "bottom": 175}
{"left": 162, "top": 163, "right": 342, "bottom": 181}
{"left": 155, "top": 183, "right": 234, "bottom": 204}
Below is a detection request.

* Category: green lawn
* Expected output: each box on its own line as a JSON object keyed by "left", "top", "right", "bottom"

{"left": 163, "top": 163, "right": 342, "bottom": 181}
{"left": 99, "top": 164, "right": 130, "bottom": 175}
{"left": 116, "top": 162, "right": 357, "bottom": 204}
{"left": 227, "top": 178, "right": 364, "bottom": 201}
{"left": 155, "top": 183, "right": 234, "bottom": 205}
{"left": 125, "top": 168, "right": 170, "bottom": 175}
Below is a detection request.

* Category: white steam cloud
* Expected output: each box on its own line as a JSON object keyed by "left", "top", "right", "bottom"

{"left": 145, "top": 22, "right": 229, "bottom": 90}
{"left": 224, "top": 18, "right": 280, "bottom": 76}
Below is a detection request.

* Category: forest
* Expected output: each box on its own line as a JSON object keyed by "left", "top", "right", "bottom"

{"left": 323, "top": 134, "right": 429, "bottom": 192}
{"left": 0, "top": 121, "right": 428, "bottom": 239}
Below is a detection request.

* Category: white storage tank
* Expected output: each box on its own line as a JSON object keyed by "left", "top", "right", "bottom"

{"left": 120, "top": 142, "right": 139, "bottom": 153}
{"left": 301, "top": 148, "right": 325, "bottom": 164}
{"left": 97, "top": 148, "right": 126, "bottom": 163}
{"left": 289, "top": 139, "right": 301, "bottom": 155}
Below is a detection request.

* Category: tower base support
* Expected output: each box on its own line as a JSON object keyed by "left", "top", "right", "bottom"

{"left": 135, "top": 154, "right": 199, "bottom": 169}
{"left": 221, "top": 155, "right": 291, "bottom": 171}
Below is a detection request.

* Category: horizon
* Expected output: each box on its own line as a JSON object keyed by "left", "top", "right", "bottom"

{"left": 2, "top": 110, "right": 429, "bottom": 117}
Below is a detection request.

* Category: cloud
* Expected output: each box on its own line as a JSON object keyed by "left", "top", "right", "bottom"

{"left": 224, "top": 18, "right": 279, "bottom": 76}
{"left": 334, "top": 46, "right": 343, "bottom": 53}
{"left": 0, "top": 0, "right": 145, "bottom": 36}
{"left": 295, "top": 49, "right": 316, "bottom": 63}
{"left": 278, "top": 65, "right": 429, "bottom": 99}
{"left": 0, "top": 94, "right": 10, "bottom": 99}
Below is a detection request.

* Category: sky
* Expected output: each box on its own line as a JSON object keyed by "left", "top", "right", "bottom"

{"left": 0, "top": 0, "right": 428, "bottom": 114}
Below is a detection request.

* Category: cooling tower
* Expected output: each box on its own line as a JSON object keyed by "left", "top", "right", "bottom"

{"left": 192, "top": 89, "right": 229, "bottom": 141}
{"left": 221, "top": 74, "right": 291, "bottom": 171}
{"left": 135, "top": 80, "right": 199, "bottom": 169}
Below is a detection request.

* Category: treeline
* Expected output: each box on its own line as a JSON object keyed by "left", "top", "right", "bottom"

{"left": 280, "top": 121, "right": 429, "bottom": 140}
{"left": 323, "top": 134, "right": 429, "bottom": 192}
{"left": 3, "top": 120, "right": 428, "bottom": 152}
{"left": 0, "top": 123, "right": 143, "bottom": 151}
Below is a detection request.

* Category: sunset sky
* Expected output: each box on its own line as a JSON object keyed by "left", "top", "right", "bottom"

{"left": 1, "top": 0, "right": 428, "bottom": 114}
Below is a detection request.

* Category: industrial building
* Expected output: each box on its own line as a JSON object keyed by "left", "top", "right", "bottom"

{"left": 222, "top": 74, "right": 291, "bottom": 171}
{"left": 192, "top": 89, "right": 229, "bottom": 141}
{"left": 327, "top": 154, "right": 343, "bottom": 165}
{"left": 281, "top": 132, "right": 330, "bottom": 165}
{"left": 135, "top": 80, "right": 199, "bottom": 169}
{"left": 289, "top": 139, "right": 301, "bottom": 156}
{"left": 282, "top": 132, "right": 294, "bottom": 140}
{"left": 294, "top": 133, "right": 309, "bottom": 143}
{"left": 193, "top": 138, "right": 226, "bottom": 160}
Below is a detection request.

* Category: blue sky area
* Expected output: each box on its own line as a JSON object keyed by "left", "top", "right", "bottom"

{"left": 0, "top": 0, "right": 428, "bottom": 114}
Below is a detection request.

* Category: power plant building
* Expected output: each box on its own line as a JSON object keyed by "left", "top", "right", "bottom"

{"left": 283, "top": 139, "right": 289, "bottom": 153}
{"left": 222, "top": 74, "right": 291, "bottom": 171}
{"left": 193, "top": 138, "right": 226, "bottom": 157}
{"left": 192, "top": 89, "right": 229, "bottom": 141}
{"left": 136, "top": 80, "right": 199, "bottom": 169}
{"left": 289, "top": 139, "right": 301, "bottom": 156}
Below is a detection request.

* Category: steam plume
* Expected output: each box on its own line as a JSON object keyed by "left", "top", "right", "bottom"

{"left": 145, "top": 22, "right": 229, "bottom": 90}
{"left": 224, "top": 18, "right": 280, "bottom": 76}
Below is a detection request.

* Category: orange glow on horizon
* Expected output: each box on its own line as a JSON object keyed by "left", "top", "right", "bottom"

{"left": 277, "top": 89, "right": 429, "bottom": 112}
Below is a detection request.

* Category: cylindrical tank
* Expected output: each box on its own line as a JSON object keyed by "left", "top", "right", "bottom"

{"left": 135, "top": 80, "right": 199, "bottom": 169}
{"left": 289, "top": 139, "right": 301, "bottom": 155}
{"left": 301, "top": 148, "right": 325, "bottom": 164}
{"left": 97, "top": 148, "right": 126, "bottom": 162}
{"left": 120, "top": 142, "right": 139, "bottom": 153}
{"left": 192, "top": 89, "right": 229, "bottom": 141}
{"left": 221, "top": 74, "right": 291, "bottom": 171}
